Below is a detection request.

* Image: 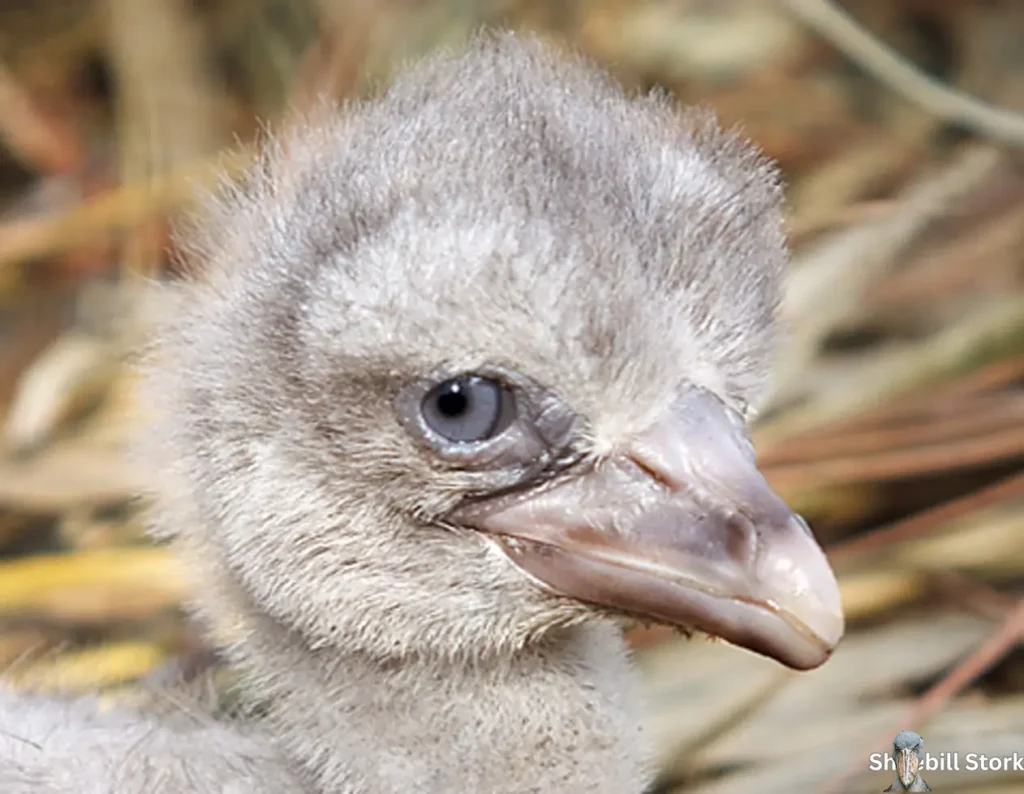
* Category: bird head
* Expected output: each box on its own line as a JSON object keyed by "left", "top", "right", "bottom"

{"left": 892, "top": 731, "right": 926, "bottom": 788}
{"left": 144, "top": 34, "right": 843, "bottom": 670}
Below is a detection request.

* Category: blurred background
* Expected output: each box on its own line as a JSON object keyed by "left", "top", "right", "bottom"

{"left": 0, "top": 1, "right": 1022, "bottom": 792}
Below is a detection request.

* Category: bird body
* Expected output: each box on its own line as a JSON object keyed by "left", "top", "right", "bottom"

{"left": 1, "top": 621, "right": 644, "bottom": 793}
{"left": 884, "top": 779, "right": 933, "bottom": 792}
{"left": 0, "top": 32, "right": 843, "bottom": 793}
{"left": 884, "top": 731, "right": 932, "bottom": 792}
{"left": 0, "top": 688, "right": 297, "bottom": 794}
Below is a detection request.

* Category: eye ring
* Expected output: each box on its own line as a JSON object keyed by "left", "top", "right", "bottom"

{"left": 420, "top": 375, "right": 516, "bottom": 443}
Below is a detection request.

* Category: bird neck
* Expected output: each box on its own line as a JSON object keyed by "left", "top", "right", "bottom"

{"left": 205, "top": 572, "right": 653, "bottom": 794}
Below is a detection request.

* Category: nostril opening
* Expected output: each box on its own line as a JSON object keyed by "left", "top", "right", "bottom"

{"left": 722, "top": 510, "right": 758, "bottom": 568}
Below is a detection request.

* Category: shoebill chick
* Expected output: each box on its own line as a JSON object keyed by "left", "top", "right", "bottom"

{"left": 0, "top": 32, "right": 843, "bottom": 794}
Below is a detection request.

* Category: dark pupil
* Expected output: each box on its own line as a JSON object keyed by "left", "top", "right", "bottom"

{"left": 436, "top": 383, "right": 469, "bottom": 418}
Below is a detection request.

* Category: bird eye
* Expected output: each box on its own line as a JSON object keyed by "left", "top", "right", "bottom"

{"left": 421, "top": 375, "right": 515, "bottom": 443}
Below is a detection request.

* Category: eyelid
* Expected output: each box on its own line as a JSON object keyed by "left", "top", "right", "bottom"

{"left": 395, "top": 370, "right": 550, "bottom": 471}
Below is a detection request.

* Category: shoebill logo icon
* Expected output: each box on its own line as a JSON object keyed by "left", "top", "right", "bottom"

{"left": 884, "top": 731, "right": 932, "bottom": 792}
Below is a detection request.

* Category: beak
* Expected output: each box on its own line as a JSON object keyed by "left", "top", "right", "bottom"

{"left": 896, "top": 748, "right": 920, "bottom": 787}
{"left": 453, "top": 389, "right": 844, "bottom": 670}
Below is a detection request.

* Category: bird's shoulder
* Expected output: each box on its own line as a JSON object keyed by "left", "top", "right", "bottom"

{"left": 0, "top": 687, "right": 299, "bottom": 794}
